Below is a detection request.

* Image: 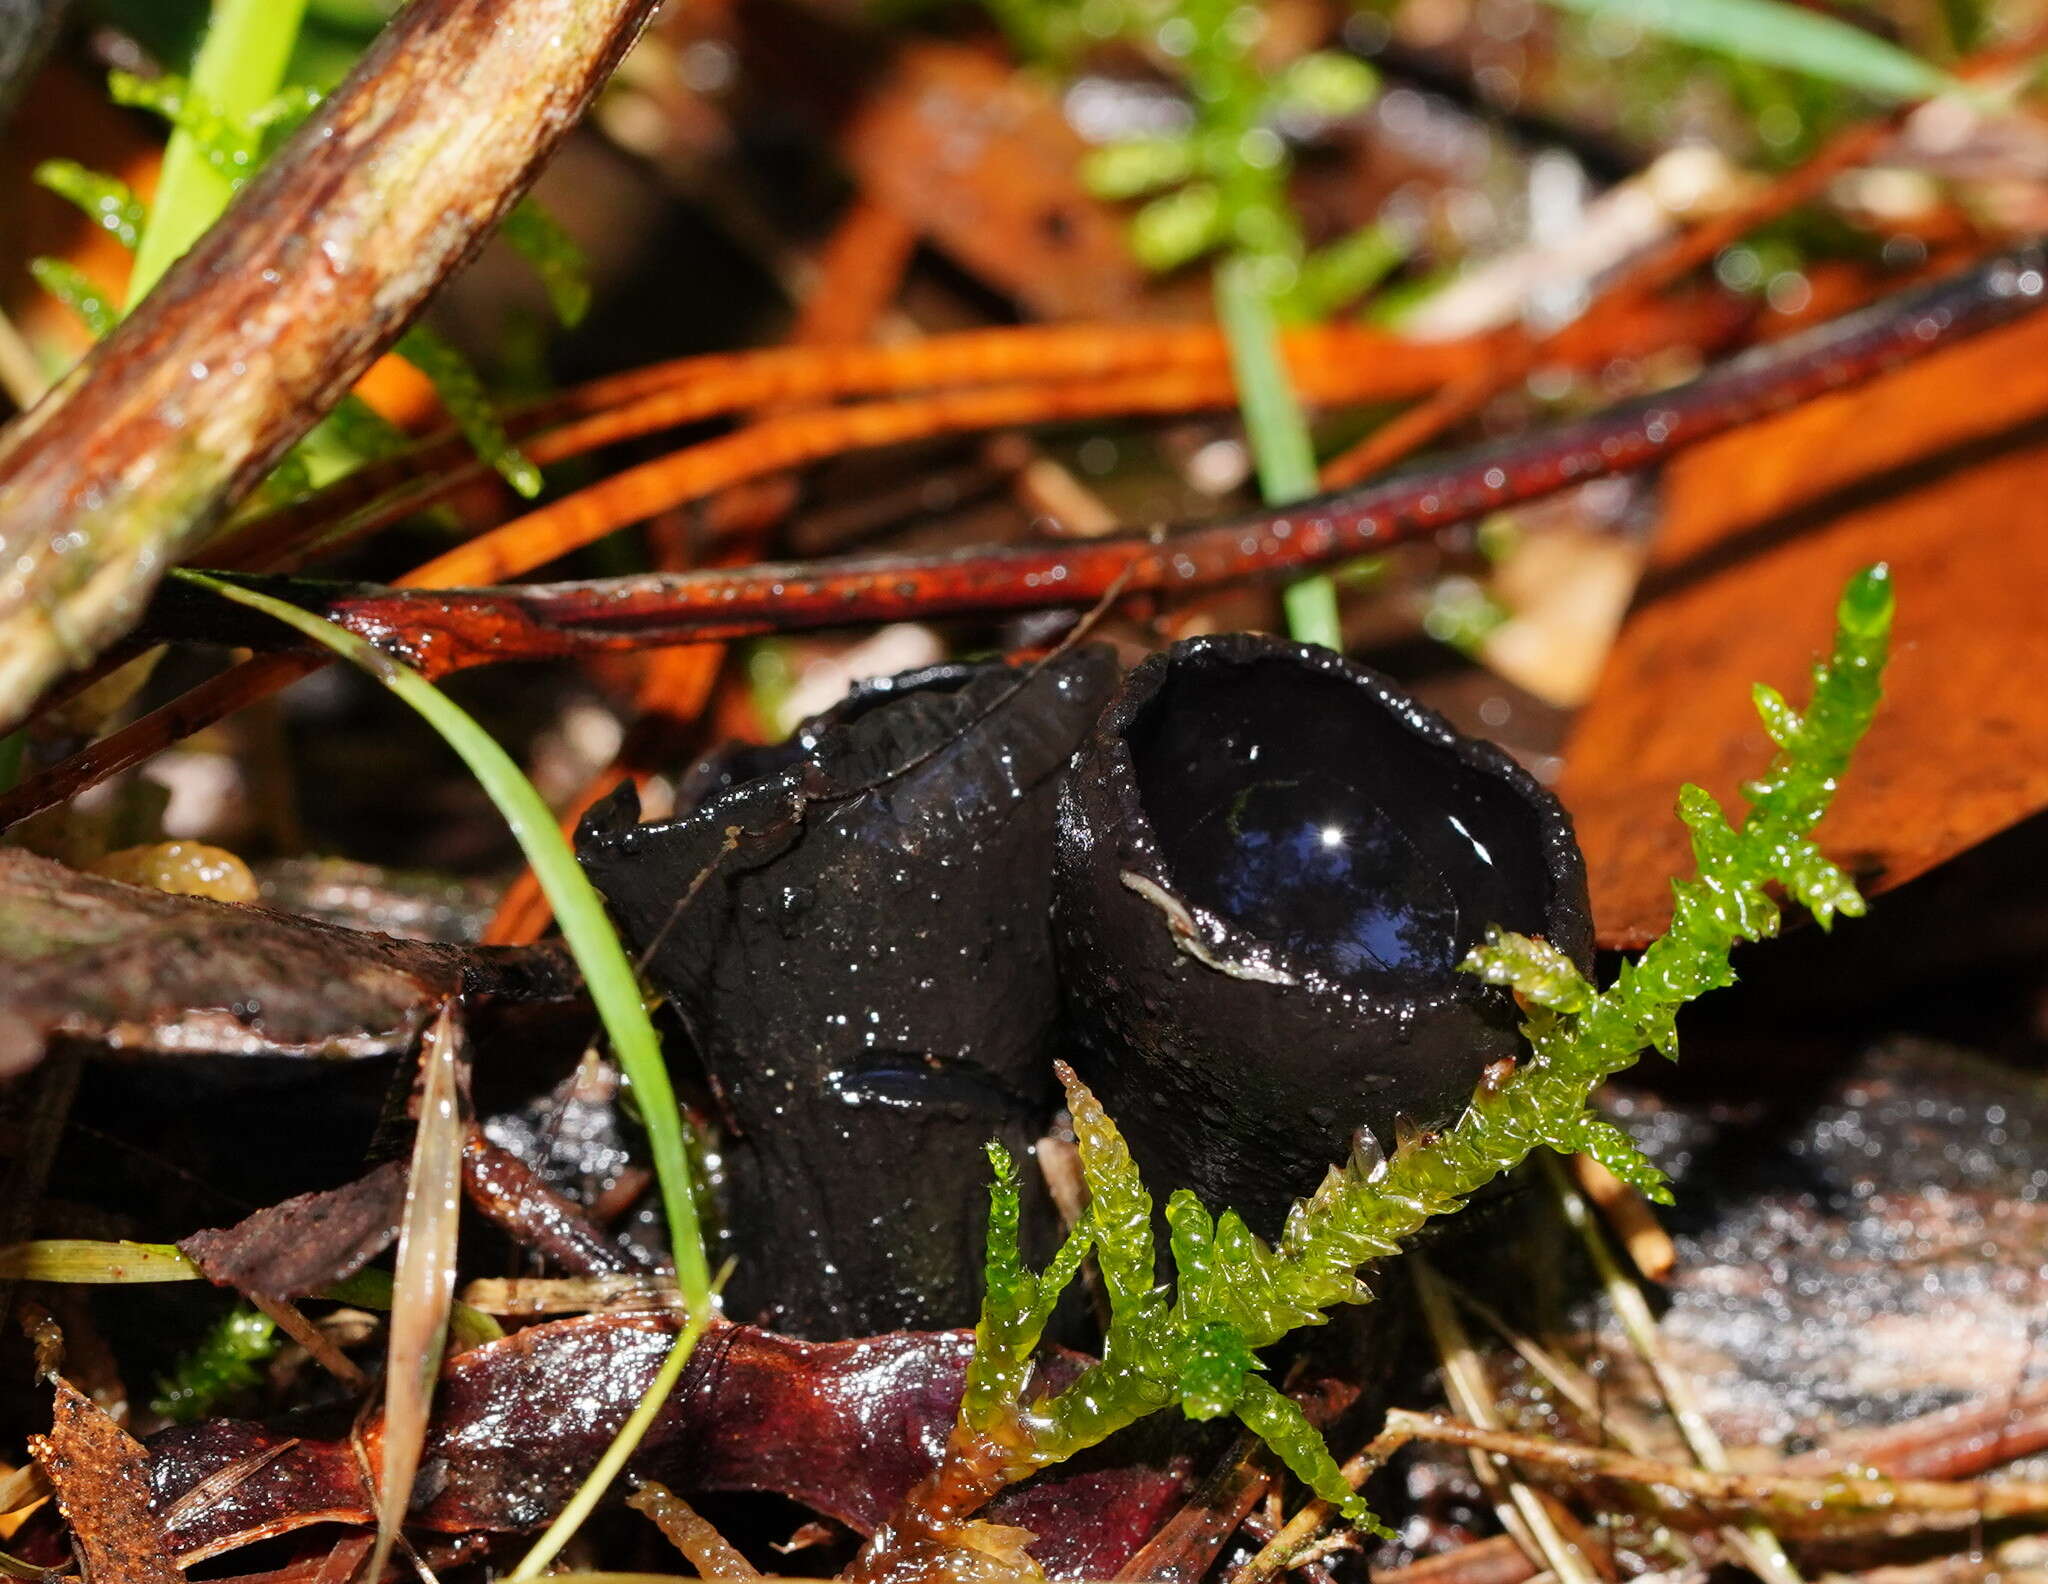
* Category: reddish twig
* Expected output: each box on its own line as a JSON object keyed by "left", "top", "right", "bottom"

{"left": 217, "top": 245, "right": 2048, "bottom": 674}
{"left": 0, "top": 0, "right": 666, "bottom": 727}
{"left": 203, "top": 297, "right": 1742, "bottom": 579}
{"left": 1789, "top": 1380, "right": 2048, "bottom": 1482}
{"left": 4, "top": 244, "right": 2037, "bottom": 831}
{"left": 479, "top": 199, "right": 918, "bottom": 944}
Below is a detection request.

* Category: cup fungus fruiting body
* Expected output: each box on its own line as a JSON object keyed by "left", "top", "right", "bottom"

{"left": 1052, "top": 633, "right": 1593, "bottom": 1239}
{"left": 578, "top": 648, "right": 1118, "bottom": 1338}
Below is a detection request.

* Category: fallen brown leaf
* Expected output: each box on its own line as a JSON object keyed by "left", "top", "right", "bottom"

{"left": 840, "top": 40, "right": 1155, "bottom": 323}
{"left": 1562, "top": 308, "right": 2048, "bottom": 947}
{"left": 0, "top": 848, "right": 576, "bottom": 1075}
{"left": 146, "top": 1316, "right": 1185, "bottom": 1577}
{"left": 30, "top": 1378, "right": 182, "bottom": 1584}
{"left": 179, "top": 1161, "right": 406, "bottom": 1301}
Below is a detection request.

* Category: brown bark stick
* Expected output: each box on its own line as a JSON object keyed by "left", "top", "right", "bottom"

{"left": 0, "top": 0, "right": 663, "bottom": 728}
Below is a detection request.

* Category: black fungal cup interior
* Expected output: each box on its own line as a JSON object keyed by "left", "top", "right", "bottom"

{"left": 1053, "top": 633, "right": 1591, "bottom": 1238}
{"left": 1130, "top": 656, "right": 1558, "bottom": 982}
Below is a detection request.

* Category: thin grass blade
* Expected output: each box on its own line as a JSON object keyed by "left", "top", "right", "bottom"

{"left": 0, "top": 1241, "right": 202, "bottom": 1282}
{"left": 367, "top": 999, "right": 466, "bottom": 1584}
{"left": 1541, "top": 0, "right": 1959, "bottom": 100}
{"left": 172, "top": 569, "right": 714, "bottom": 1576}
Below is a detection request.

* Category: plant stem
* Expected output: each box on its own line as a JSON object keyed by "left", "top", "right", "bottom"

{"left": 1412, "top": 1259, "right": 1600, "bottom": 1584}
{"left": 1214, "top": 254, "right": 1340, "bottom": 649}
{"left": 128, "top": 0, "right": 310, "bottom": 305}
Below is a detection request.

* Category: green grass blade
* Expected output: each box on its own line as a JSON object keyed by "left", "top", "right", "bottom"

{"left": 1541, "top": 0, "right": 1959, "bottom": 101}
{"left": 1214, "top": 254, "right": 1340, "bottom": 650}
{"left": 172, "top": 569, "right": 714, "bottom": 1567}
{"left": 0, "top": 1240, "right": 202, "bottom": 1282}
{"left": 129, "top": 0, "right": 310, "bottom": 303}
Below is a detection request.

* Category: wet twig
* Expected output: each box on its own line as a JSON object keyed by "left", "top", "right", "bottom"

{"left": 1374, "top": 1411, "right": 2048, "bottom": 1540}
{"left": 138, "top": 243, "right": 2048, "bottom": 675}
{"left": 2, "top": 240, "right": 2040, "bottom": 834}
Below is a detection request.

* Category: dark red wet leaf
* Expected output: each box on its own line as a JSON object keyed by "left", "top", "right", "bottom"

{"left": 147, "top": 1316, "right": 1187, "bottom": 1577}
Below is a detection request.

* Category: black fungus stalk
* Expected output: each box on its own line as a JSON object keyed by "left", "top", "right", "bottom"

{"left": 579, "top": 647, "right": 1118, "bottom": 1338}
{"left": 1052, "top": 634, "right": 1593, "bottom": 1238}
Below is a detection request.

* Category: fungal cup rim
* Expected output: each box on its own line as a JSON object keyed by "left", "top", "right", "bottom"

{"left": 1082, "top": 631, "right": 1592, "bottom": 998}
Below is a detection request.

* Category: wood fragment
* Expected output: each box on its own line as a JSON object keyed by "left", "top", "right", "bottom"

{"left": 0, "top": 0, "right": 665, "bottom": 727}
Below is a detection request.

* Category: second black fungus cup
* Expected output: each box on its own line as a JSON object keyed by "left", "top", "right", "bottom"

{"left": 579, "top": 647, "right": 1117, "bottom": 1339}
{"left": 1053, "top": 633, "right": 1593, "bottom": 1239}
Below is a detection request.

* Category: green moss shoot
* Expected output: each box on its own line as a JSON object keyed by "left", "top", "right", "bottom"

{"left": 954, "top": 564, "right": 1895, "bottom": 1536}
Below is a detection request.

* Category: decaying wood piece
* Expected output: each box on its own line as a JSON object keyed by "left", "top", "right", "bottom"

{"left": 0, "top": 0, "right": 663, "bottom": 729}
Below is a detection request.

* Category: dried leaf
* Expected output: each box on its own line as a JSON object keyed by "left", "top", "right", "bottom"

{"left": 369, "top": 1003, "right": 466, "bottom": 1583}
{"left": 30, "top": 1379, "right": 181, "bottom": 1584}
{"left": 0, "top": 849, "right": 576, "bottom": 1075}
{"left": 179, "top": 1162, "right": 406, "bottom": 1302}
{"left": 840, "top": 40, "right": 1154, "bottom": 322}
{"left": 1563, "top": 311, "right": 2048, "bottom": 946}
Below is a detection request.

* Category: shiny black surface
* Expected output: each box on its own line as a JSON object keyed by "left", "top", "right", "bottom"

{"left": 1055, "top": 635, "right": 1591, "bottom": 1236}
{"left": 580, "top": 648, "right": 1117, "bottom": 1337}
{"left": 1133, "top": 659, "right": 1552, "bottom": 984}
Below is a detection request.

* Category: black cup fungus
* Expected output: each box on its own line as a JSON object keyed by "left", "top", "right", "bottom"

{"left": 1052, "top": 633, "right": 1592, "bottom": 1239}
{"left": 578, "top": 647, "right": 1118, "bottom": 1338}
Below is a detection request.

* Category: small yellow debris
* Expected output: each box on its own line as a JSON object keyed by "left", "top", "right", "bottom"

{"left": 89, "top": 841, "right": 258, "bottom": 904}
